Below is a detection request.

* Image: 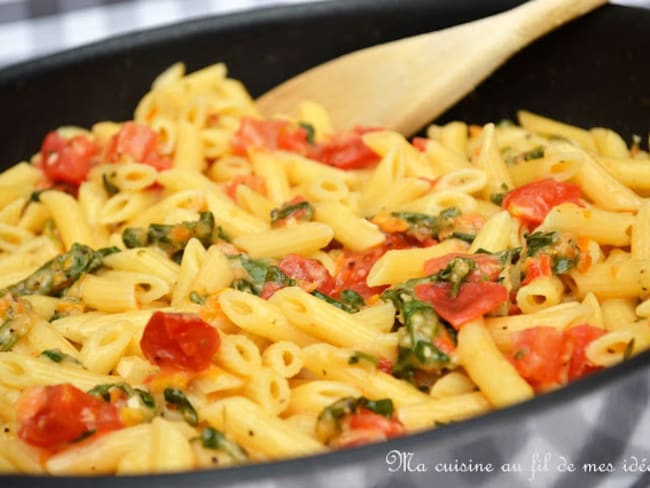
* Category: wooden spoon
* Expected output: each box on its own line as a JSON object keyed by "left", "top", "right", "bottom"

{"left": 257, "top": 0, "right": 607, "bottom": 135}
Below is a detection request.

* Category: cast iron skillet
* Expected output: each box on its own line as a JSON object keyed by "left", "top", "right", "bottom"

{"left": 1, "top": 1, "right": 649, "bottom": 486}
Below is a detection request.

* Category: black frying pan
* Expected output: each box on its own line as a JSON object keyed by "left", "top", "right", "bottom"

{"left": 1, "top": 1, "right": 649, "bottom": 486}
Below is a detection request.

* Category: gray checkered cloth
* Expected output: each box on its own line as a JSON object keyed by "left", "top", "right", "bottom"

{"left": 1, "top": 1, "right": 650, "bottom": 487}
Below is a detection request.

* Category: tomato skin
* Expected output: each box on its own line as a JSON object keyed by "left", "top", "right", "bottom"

{"left": 510, "top": 326, "right": 565, "bottom": 389}
{"left": 415, "top": 281, "right": 508, "bottom": 328}
{"left": 40, "top": 131, "right": 98, "bottom": 185}
{"left": 140, "top": 312, "right": 220, "bottom": 372}
{"left": 17, "top": 384, "right": 122, "bottom": 450}
{"left": 522, "top": 253, "right": 553, "bottom": 285}
{"left": 105, "top": 122, "right": 170, "bottom": 170}
{"left": 423, "top": 252, "right": 501, "bottom": 281}
{"left": 230, "top": 119, "right": 380, "bottom": 170}
{"left": 334, "top": 234, "right": 411, "bottom": 299}
{"left": 277, "top": 254, "right": 336, "bottom": 296}
{"left": 564, "top": 324, "right": 605, "bottom": 381}
{"left": 502, "top": 178, "right": 582, "bottom": 227}
{"left": 510, "top": 324, "right": 605, "bottom": 390}
{"left": 231, "top": 118, "right": 309, "bottom": 155}
{"left": 310, "top": 131, "right": 380, "bottom": 170}
{"left": 348, "top": 409, "right": 405, "bottom": 438}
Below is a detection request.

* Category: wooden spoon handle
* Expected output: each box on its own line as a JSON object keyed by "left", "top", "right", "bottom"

{"left": 504, "top": 0, "right": 608, "bottom": 49}
{"left": 257, "top": 0, "right": 608, "bottom": 135}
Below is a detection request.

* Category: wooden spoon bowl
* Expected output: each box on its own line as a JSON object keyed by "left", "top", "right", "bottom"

{"left": 257, "top": 0, "right": 607, "bottom": 135}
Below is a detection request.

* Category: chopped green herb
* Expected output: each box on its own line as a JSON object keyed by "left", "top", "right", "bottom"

{"left": 490, "top": 192, "right": 506, "bottom": 206}
{"left": 201, "top": 426, "right": 248, "bottom": 462}
{"left": 439, "top": 207, "right": 461, "bottom": 220}
{"left": 88, "top": 383, "right": 155, "bottom": 409}
{"left": 299, "top": 122, "right": 316, "bottom": 144}
{"left": 4, "top": 243, "right": 114, "bottom": 297}
{"left": 240, "top": 255, "right": 272, "bottom": 284}
{"left": 235, "top": 256, "right": 295, "bottom": 296}
{"left": 189, "top": 291, "right": 206, "bottom": 305}
{"left": 436, "top": 257, "right": 478, "bottom": 297}
{"left": 102, "top": 173, "right": 120, "bottom": 196}
{"left": 524, "top": 231, "right": 557, "bottom": 257}
{"left": 231, "top": 279, "right": 257, "bottom": 295}
{"left": 270, "top": 200, "right": 314, "bottom": 224}
{"left": 450, "top": 232, "right": 476, "bottom": 244}
{"left": 315, "top": 396, "right": 396, "bottom": 443}
{"left": 122, "top": 227, "right": 148, "bottom": 248}
{"left": 40, "top": 348, "right": 81, "bottom": 365}
{"left": 551, "top": 256, "right": 577, "bottom": 274}
{"left": 311, "top": 290, "right": 359, "bottom": 313}
{"left": 29, "top": 189, "right": 49, "bottom": 203}
{"left": 0, "top": 320, "right": 19, "bottom": 352}
{"left": 361, "top": 397, "right": 395, "bottom": 419}
{"left": 348, "top": 351, "right": 379, "bottom": 367}
{"left": 122, "top": 212, "right": 216, "bottom": 256}
{"left": 164, "top": 388, "right": 198, "bottom": 426}
{"left": 522, "top": 146, "right": 545, "bottom": 161}
{"left": 382, "top": 282, "right": 452, "bottom": 381}
{"left": 340, "top": 289, "right": 365, "bottom": 309}
{"left": 0, "top": 294, "right": 35, "bottom": 351}
{"left": 216, "top": 225, "right": 231, "bottom": 243}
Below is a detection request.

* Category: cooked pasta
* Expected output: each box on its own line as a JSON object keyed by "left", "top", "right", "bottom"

{"left": 0, "top": 61, "right": 648, "bottom": 476}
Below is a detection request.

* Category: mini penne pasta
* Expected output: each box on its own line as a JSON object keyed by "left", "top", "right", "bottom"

{"left": 2, "top": 61, "right": 648, "bottom": 476}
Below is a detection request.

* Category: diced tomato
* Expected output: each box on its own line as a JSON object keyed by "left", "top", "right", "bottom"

{"left": 278, "top": 254, "right": 336, "bottom": 295}
{"left": 140, "top": 312, "right": 220, "bottom": 372}
{"left": 433, "top": 326, "right": 457, "bottom": 356}
{"left": 423, "top": 252, "right": 502, "bottom": 282}
{"left": 40, "top": 131, "right": 98, "bottom": 185}
{"left": 411, "top": 137, "right": 429, "bottom": 152}
{"left": 105, "top": 121, "right": 171, "bottom": 170}
{"left": 563, "top": 324, "right": 605, "bottom": 381}
{"left": 348, "top": 409, "right": 405, "bottom": 439}
{"left": 377, "top": 358, "right": 393, "bottom": 375}
{"left": 510, "top": 326, "right": 565, "bottom": 389}
{"left": 522, "top": 253, "right": 553, "bottom": 285}
{"left": 415, "top": 281, "right": 508, "bottom": 328}
{"left": 502, "top": 178, "right": 582, "bottom": 227}
{"left": 309, "top": 127, "right": 380, "bottom": 170}
{"left": 260, "top": 281, "right": 286, "bottom": 300}
{"left": 231, "top": 118, "right": 310, "bottom": 156}
{"left": 334, "top": 234, "right": 411, "bottom": 299}
{"left": 225, "top": 174, "right": 267, "bottom": 201}
{"left": 16, "top": 384, "right": 122, "bottom": 450}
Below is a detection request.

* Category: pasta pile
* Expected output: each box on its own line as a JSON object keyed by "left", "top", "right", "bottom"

{"left": 0, "top": 62, "right": 649, "bottom": 475}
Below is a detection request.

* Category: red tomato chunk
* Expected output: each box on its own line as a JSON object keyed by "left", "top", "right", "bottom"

{"left": 231, "top": 118, "right": 310, "bottom": 156}
{"left": 415, "top": 281, "right": 508, "bottom": 328}
{"left": 230, "top": 118, "right": 381, "bottom": 170}
{"left": 510, "top": 324, "right": 605, "bottom": 390}
{"left": 105, "top": 121, "right": 170, "bottom": 170}
{"left": 502, "top": 178, "right": 582, "bottom": 227}
{"left": 40, "top": 131, "right": 98, "bottom": 185}
{"left": 522, "top": 253, "right": 553, "bottom": 285}
{"left": 279, "top": 254, "right": 336, "bottom": 295}
{"left": 17, "top": 384, "right": 122, "bottom": 450}
{"left": 140, "top": 312, "right": 220, "bottom": 372}
{"left": 309, "top": 129, "right": 380, "bottom": 170}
